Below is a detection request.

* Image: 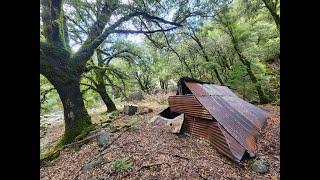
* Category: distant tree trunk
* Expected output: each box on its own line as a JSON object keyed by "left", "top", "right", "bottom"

{"left": 190, "top": 31, "right": 225, "bottom": 85}
{"left": 213, "top": 68, "right": 225, "bottom": 86}
{"left": 134, "top": 72, "right": 151, "bottom": 94}
{"left": 226, "top": 23, "right": 270, "bottom": 104}
{"left": 164, "top": 82, "right": 168, "bottom": 94}
{"left": 262, "top": 0, "right": 280, "bottom": 31}
{"left": 160, "top": 79, "right": 168, "bottom": 94}
{"left": 160, "top": 79, "right": 165, "bottom": 91}
{"left": 245, "top": 64, "right": 269, "bottom": 103}
{"left": 97, "top": 83, "right": 117, "bottom": 112}
{"left": 47, "top": 72, "right": 92, "bottom": 144}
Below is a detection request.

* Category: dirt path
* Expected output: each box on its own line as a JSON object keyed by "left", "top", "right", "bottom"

{"left": 40, "top": 102, "right": 280, "bottom": 180}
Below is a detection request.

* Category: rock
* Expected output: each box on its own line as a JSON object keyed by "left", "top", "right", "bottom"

{"left": 123, "top": 105, "right": 138, "bottom": 116}
{"left": 251, "top": 159, "right": 269, "bottom": 174}
{"left": 82, "top": 160, "right": 102, "bottom": 171}
{"left": 97, "top": 130, "right": 108, "bottom": 147}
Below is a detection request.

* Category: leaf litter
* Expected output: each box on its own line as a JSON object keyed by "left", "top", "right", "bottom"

{"left": 40, "top": 94, "right": 280, "bottom": 180}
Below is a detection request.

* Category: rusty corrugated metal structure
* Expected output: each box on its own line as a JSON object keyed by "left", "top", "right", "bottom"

{"left": 162, "top": 77, "right": 270, "bottom": 162}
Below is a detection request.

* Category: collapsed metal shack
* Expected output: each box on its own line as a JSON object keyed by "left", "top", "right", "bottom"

{"left": 159, "top": 77, "right": 270, "bottom": 162}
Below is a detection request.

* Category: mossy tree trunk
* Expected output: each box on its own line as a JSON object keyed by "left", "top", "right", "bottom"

{"left": 262, "top": 0, "right": 280, "bottom": 31}
{"left": 81, "top": 69, "right": 118, "bottom": 113}
{"left": 229, "top": 28, "right": 270, "bottom": 104}
{"left": 97, "top": 83, "right": 117, "bottom": 112}
{"left": 40, "top": 51, "right": 92, "bottom": 144}
{"left": 81, "top": 50, "right": 117, "bottom": 112}
{"left": 54, "top": 76, "right": 92, "bottom": 144}
{"left": 95, "top": 50, "right": 117, "bottom": 112}
{"left": 40, "top": 0, "right": 190, "bottom": 144}
{"left": 218, "top": 13, "right": 270, "bottom": 104}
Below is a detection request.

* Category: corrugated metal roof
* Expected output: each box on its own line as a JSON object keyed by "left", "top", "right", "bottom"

{"left": 159, "top": 78, "right": 270, "bottom": 162}
{"left": 183, "top": 81, "right": 270, "bottom": 158}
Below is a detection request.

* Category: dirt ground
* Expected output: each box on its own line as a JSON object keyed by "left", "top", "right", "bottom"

{"left": 40, "top": 94, "right": 280, "bottom": 180}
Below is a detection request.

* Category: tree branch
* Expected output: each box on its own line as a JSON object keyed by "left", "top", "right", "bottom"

{"left": 112, "top": 27, "right": 178, "bottom": 34}
{"left": 74, "top": 10, "right": 183, "bottom": 65}
{"left": 40, "top": 87, "right": 56, "bottom": 103}
{"left": 80, "top": 83, "right": 98, "bottom": 92}
{"left": 82, "top": 74, "right": 99, "bottom": 88}
{"left": 66, "top": 15, "right": 89, "bottom": 34}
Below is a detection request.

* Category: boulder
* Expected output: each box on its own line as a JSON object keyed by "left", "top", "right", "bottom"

{"left": 123, "top": 105, "right": 138, "bottom": 116}
{"left": 97, "top": 130, "right": 108, "bottom": 147}
{"left": 251, "top": 159, "right": 269, "bottom": 174}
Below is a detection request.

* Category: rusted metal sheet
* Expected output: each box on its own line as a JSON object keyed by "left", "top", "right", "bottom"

{"left": 207, "top": 120, "right": 237, "bottom": 161}
{"left": 183, "top": 82, "right": 268, "bottom": 152}
{"left": 183, "top": 115, "right": 245, "bottom": 162}
{"left": 196, "top": 95, "right": 258, "bottom": 152}
{"left": 221, "top": 96, "right": 269, "bottom": 131}
{"left": 168, "top": 95, "right": 212, "bottom": 120}
{"left": 164, "top": 79, "right": 270, "bottom": 162}
{"left": 209, "top": 84, "right": 239, "bottom": 98}
{"left": 183, "top": 115, "right": 210, "bottom": 139}
{"left": 218, "top": 123, "right": 247, "bottom": 161}
{"left": 184, "top": 82, "right": 208, "bottom": 96}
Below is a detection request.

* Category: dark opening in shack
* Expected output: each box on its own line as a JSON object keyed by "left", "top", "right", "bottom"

{"left": 159, "top": 107, "right": 181, "bottom": 119}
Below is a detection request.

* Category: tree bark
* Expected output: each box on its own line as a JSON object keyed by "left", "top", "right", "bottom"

{"left": 97, "top": 84, "right": 117, "bottom": 112}
{"left": 90, "top": 52, "right": 118, "bottom": 113}
{"left": 160, "top": 79, "right": 168, "bottom": 94}
{"left": 53, "top": 76, "right": 92, "bottom": 144}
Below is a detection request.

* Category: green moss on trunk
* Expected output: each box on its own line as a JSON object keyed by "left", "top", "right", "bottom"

{"left": 61, "top": 111, "right": 93, "bottom": 145}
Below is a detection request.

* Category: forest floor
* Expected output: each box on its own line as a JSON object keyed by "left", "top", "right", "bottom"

{"left": 40, "top": 93, "right": 280, "bottom": 180}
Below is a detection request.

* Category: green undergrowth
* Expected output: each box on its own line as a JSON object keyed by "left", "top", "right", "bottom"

{"left": 110, "top": 157, "right": 133, "bottom": 172}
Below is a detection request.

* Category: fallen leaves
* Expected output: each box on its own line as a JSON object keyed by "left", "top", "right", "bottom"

{"left": 40, "top": 97, "right": 279, "bottom": 180}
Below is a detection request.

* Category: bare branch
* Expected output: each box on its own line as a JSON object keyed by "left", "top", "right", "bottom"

{"left": 82, "top": 74, "right": 99, "bottom": 88}
{"left": 74, "top": 10, "right": 184, "bottom": 65}
{"left": 112, "top": 27, "right": 178, "bottom": 34}
{"left": 66, "top": 15, "right": 89, "bottom": 34}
